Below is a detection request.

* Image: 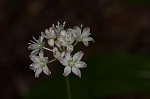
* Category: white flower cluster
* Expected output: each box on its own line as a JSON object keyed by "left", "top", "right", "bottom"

{"left": 28, "top": 22, "right": 94, "bottom": 78}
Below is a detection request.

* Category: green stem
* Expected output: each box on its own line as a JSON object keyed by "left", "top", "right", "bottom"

{"left": 73, "top": 41, "right": 78, "bottom": 46}
{"left": 47, "top": 59, "right": 56, "bottom": 64}
{"left": 58, "top": 46, "right": 63, "bottom": 52}
{"left": 43, "top": 47, "right": 53, "bottom": 51}
{"left": 66, "top": 76, "right": 71, "bottom": 99}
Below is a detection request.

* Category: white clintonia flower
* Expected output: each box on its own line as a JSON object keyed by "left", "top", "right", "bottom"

{"left": 28, "top": 33, "right": 44, "bottom": 55}
{"left": 74, "top": 26, "right": 94, "bottom": 46}
{"left": 44, "top": 27, "right": 56, "bottom": 47}
{"left": 60, "top": 51, "right": 87, "bottom": 78}
{"left": 30, "top": 51, "right": 51, "bottom": 77}
{"left": 58, "top": 29, "right": 75, "bottom": 52}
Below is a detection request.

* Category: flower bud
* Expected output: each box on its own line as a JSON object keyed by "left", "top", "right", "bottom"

{"left": 48, "top": 39, "right": 54, "bottom": 47}
{"left": 60, "top": 30, "right": 66, "bottom": 37}
{"left": 55, "top": 40, "right": 61, "bottom": 48}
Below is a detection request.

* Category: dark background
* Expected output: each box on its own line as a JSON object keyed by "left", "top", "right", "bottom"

{"left": 0, "top": 0, "right": 150, "bottom": 99}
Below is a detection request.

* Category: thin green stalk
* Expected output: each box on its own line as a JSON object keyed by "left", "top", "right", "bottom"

{"left": 66, "top": 76, "right": 71, "bottom": 99}
{"left": 73, "top": 41, "right": 78, "bottom": 46}
{"left": 43, "top": 47, "right": 53, "bottom": 51}
{"left": 47, "top": 59, "right": 56, "bottom": 64}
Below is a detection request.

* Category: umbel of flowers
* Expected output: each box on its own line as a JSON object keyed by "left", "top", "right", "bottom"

{"left": 28, "top": 22, "right": 94, "bottom": 78}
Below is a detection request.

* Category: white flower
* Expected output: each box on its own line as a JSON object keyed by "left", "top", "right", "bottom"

{"left": 53, "top": 21, "right": 66, "bottom": 34}
{"left": 53, "top": 47, "right": 65, "bottom": 60}
{"left": 30, "top": 51, "right": 51, "bottom": 77}
{"left": 60, "top": 30, "right": 66, "bottom": 37}
{"left": 60, "top": 51, "right": 87, "bottom": 78}
{"left": 28, "top": 32, "right": 45, "bottom": 55}
{"left": 74, "top": 26, "right": 94, "bottom": 46}
{"left": 58, "top": 29, "right": 75, "bottom": 52}
{"left": 44, "top": 27, "right": 56, "bottom": 47}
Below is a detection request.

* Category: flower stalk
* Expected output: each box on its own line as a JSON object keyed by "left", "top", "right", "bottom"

{"left": 66, "top": 76, "right": 71, "bottom": 99}
{"left": 43, "top": 47, "right": 53, "bottom": 51}
{"left": 47, "top": 59, "right": 56, "bottom": 64}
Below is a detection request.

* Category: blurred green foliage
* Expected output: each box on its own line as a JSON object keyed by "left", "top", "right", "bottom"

{"left": 25, "top": 53, "right": 150, "bottom": 99}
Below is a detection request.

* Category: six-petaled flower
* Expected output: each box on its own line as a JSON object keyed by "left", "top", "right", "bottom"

{"left": 30, "top": 51, "right": 51, "bottom": 77}
{"left": 74, "top": 26, "right": 94, "bottom": 46}
{"left": 60, "top": 51, "right": 87, "bottom": 78}
{"left": 28, "top": 32, "right": 45, "bottom": 55}
{"left": 44, "top": 27, "right": 56, "bottom": 47}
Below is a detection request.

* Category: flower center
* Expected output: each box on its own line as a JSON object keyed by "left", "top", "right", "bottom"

{"left": 36, "top": 44, "right": 43, "bottom": 49}
{"left": 39, "top": 62, "right": 45, "bottom": 67}
{"left": 68, "top": 60, "right": 75, "bottom": 67}
{"left": 40, "top": 60, "right": 46, "bottom": 67}
{"left": 78, "top": 36, "right": 83, "bottom": 41}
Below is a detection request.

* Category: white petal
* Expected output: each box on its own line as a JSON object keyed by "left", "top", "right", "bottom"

{"left": 44, "top": 30, "right": 50, "bottom": 39}
{"left": 63, "top": 66, "right": 71, "bottom": 77}
{"left": 30, "top": 55, "right": 40, "bottom": 62}
{"left": 43, "top": 66, "right": 51, "bottom": 75}
{"left": 67, "top": 28, "right": 74, "bottom": 35}
{"left": 74, "top": 26, "right": 81, "bottom": 36}
{"left": 53, "top": 47, "right": 58, "bottom": 52}
{"left": 75, "top": 61, "right": 87, "bottom": 68}
{"left": 39, "top": 50, "right": 44, "bottom": 59}
{"left": 43, "top": 57, "right": 48, "bottom": 63}
{"left": 82, "top": 41, "right": 89, "bottom": 46}
{"left": 30, "top": 63, "right": 41, "bottom": 69}
{"left": 30, "top": 64, "right": 35, "bottom": 70}
{"left": 82, "top": 37, "right": 94, "bottom": 46}
{"left": 58, "top": 51, "right": 65, "bottom": 60}
{"left": 30, "top": 49, "right": 40, "bottom": 55}
{"left": 58, "top": 37, "right": 67, "bottom": 46}
{"left": 73, "top": 51, "right": 84, "bottom": 61}
{"left": 67, "top": 45, "right": 73, "bottom": 52}
{"left": 82, "top": 27, "right": 90, "bottom": 37}
{"left": 60, "top": 30, "right": 66, "bottom": 37}
{"left": 53, "top": 47, "right": 60, "bottom": 58}
{"left": 28, "top": 44, "right": 34, "bottom": 50}
{"left": 33, "top": 69, "right": 36, "bottom": 72}
{"left": 65, "top": 52, "right": 72, "bottom": 60}
{"left": 28, "top": 44, "right": 39, "bottom": 50}
{"left": 83, "top": 37, "right": 94, "bottom": 42}
{"left": 35, "top": 68, "right": 42, "bottom": 77}
{"left": 60, "top": 58, "right": 68, "bottom": 66}
{"left": 48, "top": 39, "right": 54, "bottom": 47}
{"left": 39, "top": 32, "right": 44, "bottom": 43}
{"left": 45, "top": 29, "right": 49, "bottom": 33}
{"left": 51, "top": 29, "right": 55, "bottom": 37}
{"left": 72, "top": 66, "right": 81, "bottom": 78}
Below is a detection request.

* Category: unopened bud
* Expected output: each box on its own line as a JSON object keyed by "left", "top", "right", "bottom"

{"left": 48, "top": 39, "right": 54, "bottom": 47}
